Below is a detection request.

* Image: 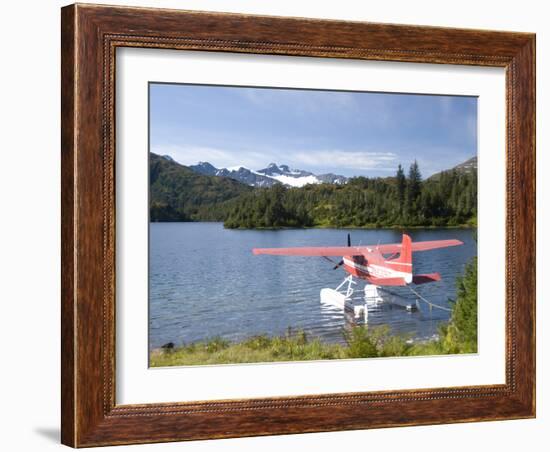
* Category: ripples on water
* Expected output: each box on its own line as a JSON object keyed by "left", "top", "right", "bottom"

{"left": 149, "top": 223, "right": 477, "bottom": 349}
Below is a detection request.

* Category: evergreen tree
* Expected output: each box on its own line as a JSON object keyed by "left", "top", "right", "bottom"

{"left": 396, "top": 164, "right": 406, "bottom": 215}
{"left": 442, "top": 257, "right": 478, "bottom": 353}
{"left": 401, "top": 160, "right": 421, "bottom": 222}
{"left": 269, "top": 184, "right": 286, "bottom": 227}
{"left": 406, "top": 160, "right": 422, "bottom": 207}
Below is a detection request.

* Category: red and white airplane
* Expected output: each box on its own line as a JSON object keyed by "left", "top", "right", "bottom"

{"left": 253, "top": 233, "right": 463, "bottom": 288}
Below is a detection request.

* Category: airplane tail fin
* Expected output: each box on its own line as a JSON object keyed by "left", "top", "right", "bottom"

{"left": 394, "top": 234, "right": 412, "bottom": 265}
{"left": 385, "top": 234, "right": 413, "bottom": 281}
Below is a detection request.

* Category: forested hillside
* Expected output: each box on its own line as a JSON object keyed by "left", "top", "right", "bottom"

{"left": 150, "top": 153, "right": 477, "bottom": 229}
{"left": 224, "top": 161, "right": 477, "bottom": 229}
{"left": 149, "top": 153, "right": 252, "bottom": 221}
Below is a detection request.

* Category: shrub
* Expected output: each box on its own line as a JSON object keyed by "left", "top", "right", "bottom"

{"left": 343, "top": 326, "right": 379, "bottom": 358}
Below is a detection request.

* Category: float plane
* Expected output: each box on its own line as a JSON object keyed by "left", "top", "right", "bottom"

{"left": 253, "top": 234, "right": 463, "bottom": 317}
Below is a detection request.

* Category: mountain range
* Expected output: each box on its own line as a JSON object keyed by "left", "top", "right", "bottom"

{"left": 452, "top": 156, "right": 477, "bottom": 173}
{"left": 189, "top": 161, "right": 348, "bottom": 188}
{"left": 150, "top": 152, "right": 478, "bottom": 226}
{"left": 163, "top": 153, "right": 477, "bottom": 187}
{"left": 428, "top": 156, "right": 478, "bottom": 180}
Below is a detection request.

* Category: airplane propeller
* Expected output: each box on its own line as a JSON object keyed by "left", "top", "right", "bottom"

{"left": 332, "top": 233, "right": 351, "bottom": 270}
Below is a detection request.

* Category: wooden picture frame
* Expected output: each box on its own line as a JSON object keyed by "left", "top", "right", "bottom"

{"left": 61, "top": 3, "right": 535, "bottom": 447}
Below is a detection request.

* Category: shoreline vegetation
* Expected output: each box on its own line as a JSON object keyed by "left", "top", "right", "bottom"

{"left": 150, "top": 154, "right": 477, "bottom": 230}
{"left": 216, "top": 223, "right": 476, "bottom": 231}
{"left": 150, "top": 258, "right": 478, "bottom": 367}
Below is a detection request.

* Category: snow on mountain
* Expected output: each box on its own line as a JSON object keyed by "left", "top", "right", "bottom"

{"left": 215, "top": 167, "right": 278, "bottom": 187}
{"left": 188, "top": 161, "right": 348, "bottom": 188}
{"left": 255, "top": 163, "right": 326, "bottom": 186}
{"left": 257, "top": 163, "right": 314, "bottom": 179}
{"left": 270, "top": 174, "right": 321, "bottom": 187}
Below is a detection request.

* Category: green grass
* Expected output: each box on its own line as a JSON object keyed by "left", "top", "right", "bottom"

{"left": 150, "top": 326, "right": 472, "bottom": 367}
{"left": 150, "top": 331, "right": 346, "bottom": 366}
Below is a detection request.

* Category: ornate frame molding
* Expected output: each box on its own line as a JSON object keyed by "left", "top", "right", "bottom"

{"left": 61, "top": 4, "right": 535, "bottom": 447}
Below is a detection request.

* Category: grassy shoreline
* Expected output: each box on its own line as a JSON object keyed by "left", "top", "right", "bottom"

{"left": 150, "top": 327, "right": 463, "bottom": 367}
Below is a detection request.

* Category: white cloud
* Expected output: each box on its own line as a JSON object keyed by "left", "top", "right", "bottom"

{"left": 153, "top": 144, "right": 398, "bottom": 173}
{"left": 293, "top": 150, "right": 397, "bottom": 171}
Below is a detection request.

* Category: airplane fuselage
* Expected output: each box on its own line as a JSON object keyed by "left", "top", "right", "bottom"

{"left": 342, "top": 250, "right": 413, "bottom": 284}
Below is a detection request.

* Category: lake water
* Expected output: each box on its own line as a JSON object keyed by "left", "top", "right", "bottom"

{"left": 149, "top": 223, "right": 477, "bottom": 349}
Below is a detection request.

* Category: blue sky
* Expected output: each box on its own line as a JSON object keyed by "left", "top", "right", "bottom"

{"left": 149, "top": 83, "right": 477, "bottom": 177}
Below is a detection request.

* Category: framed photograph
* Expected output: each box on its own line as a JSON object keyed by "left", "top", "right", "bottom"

{"left": 61, "top": 3, "right": 535, "bottom": 447}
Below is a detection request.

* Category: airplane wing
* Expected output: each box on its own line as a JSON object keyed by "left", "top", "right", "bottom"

{"left": 252, "top": 246, "right": 370, "bottom": 257}
{"left": 252, "top": 239, "right": 463, "bottom": 257}
{"left": 377, "top": 239, "right": 463, "bottom": 254}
